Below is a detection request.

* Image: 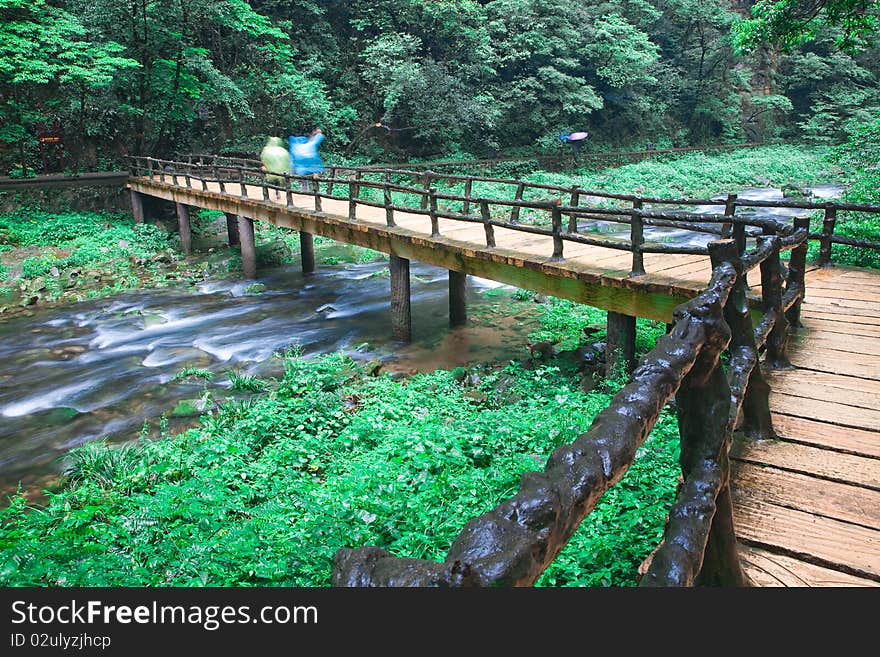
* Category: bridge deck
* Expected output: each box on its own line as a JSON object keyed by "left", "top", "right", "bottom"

{"left": 129, "top": 177, "right": 716, "bottom": 322}
{"left": 733, "top": 266, "right": 880, "bottom": 586}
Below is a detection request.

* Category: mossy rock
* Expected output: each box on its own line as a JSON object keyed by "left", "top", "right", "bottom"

{"left": 171, "top": 398, "right": 208, "bottom": 418}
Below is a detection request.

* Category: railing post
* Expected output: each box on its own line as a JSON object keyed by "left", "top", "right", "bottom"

{"left": 510, "top": 181, "right": 525, "bottom": 223}
{"left": 239, "top": 168, "right": 247, "bottom": 198}
{"left": 429, "top": 188, "right": 440, "bottom": 237}
{"left": 285, "top": 174, "right": 293, "bottom": 208}
{"left": 311, "top": 176, "right": 322, "bottom": 212}
{"left": 348, "top": 175, "right": 359, "bottom": 221}
{"left": 550, "top": 202, "right": 564, "bottom": 261}
{"left": 673, "top": 286, "right": 747, "bottom": 586}
{"left": 327, "top": 166, "right": 336, "bottom": 195}
{"left": 480, "top": 200, "right": 495, "bottom": 247}
{"left": 759, "top": 234, "right": 789, "bottom": 368}
{"left": 262, "top": 171, "right": 270, "bottom": 202}
{"left": 630, "top": 199, "right": 645, "bottom": 276}
{"left": 567, "top": 186, "right": 580, "bottom": 233}
{"left": 159, "top": 164, "right": 166, "bottom": 184}
{"left": 784, "top": 216, "right": 810, "bottom": 328}
{"left": 818, "top": 205, "right": 837, "bottom": 267}
{"left": 732, "top": 219, "right": 748, "bottom": 289}
{"left": 420, "top": 171, "right": 433, "bottom": 210}
{"left": 384, "top": 182, "right": 394, "bottom": 226}
{"left": 709, "top": 240, "right": 774, "bottom": 441}
{"left": 721, "top": 193, "right": 737, "bottom": 238}
{"left": 463, "top": 178, "right": 473, "bottom": 215}
{"left": 732, "top": 221, "right": 746, "bottom": 256}
{"left": 147, "top": 159, "right": 155, "bottom": 182}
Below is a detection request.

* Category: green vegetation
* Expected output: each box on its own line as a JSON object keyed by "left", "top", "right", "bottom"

{"left": 735, "top": 0, "right": 880, "bottom": 53}
{"left": 0, "top": 209, "right": 203, "bottom": 311}
{"left": 3, "top": 1, "right": 880, "bottom": 171}
{"left": 227, "top": 371, "right": 269, "bottom": 393}
{"left": 822, "top": 118, "right": 880, "bottom": 267}
{"left": 569, "top": 145, "right": 839, "bottom": 198}
{"left": 1, "top": 0, "right": 878, "bottom": 597}
{"left": 170, "top": 367, "right": 215, "bottom": 383}
{"left": 0, "top": 346, "right": 679, "bottom": 587}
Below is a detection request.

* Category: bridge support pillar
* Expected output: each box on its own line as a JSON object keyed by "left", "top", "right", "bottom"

{"left": 129, "top": 189, "right": 145, "bottom": 224}
{"left": 390, "top": 254, "right": 411, "bottom": 342}
{"left": 238, "top": 216, "right": 257, "bottom": 280}
{"left": 449, "top": 270, "right": 467, "bottom": 327}
{"left": 606, "top": 311, "right": 636, "bottom": 378}
{"left": 300, "top": 232, "right": 315, "bottom": 274}
{"left": 176, "top": 203, "right": 192, "bottom": 255}
{"left": 225, "top": 212, "right": 240, "bottom": 247}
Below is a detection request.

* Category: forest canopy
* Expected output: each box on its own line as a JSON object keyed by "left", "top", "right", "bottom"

{"left": 1, "top": 0, "right": 879, "bottom": 169}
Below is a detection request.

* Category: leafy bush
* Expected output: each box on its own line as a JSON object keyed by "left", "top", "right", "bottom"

{"left": 823, "top": 118, "right": 880, "bottom": 267}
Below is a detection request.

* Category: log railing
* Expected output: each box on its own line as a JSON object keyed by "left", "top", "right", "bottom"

{"left": 331, "top": 227, "right": 809, "bottom": 586}
{"left": 128, "top": 156, "right": 880, "bottom": 276}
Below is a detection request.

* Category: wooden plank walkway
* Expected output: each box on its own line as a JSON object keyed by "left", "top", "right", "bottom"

{"left": 732, "top": 265, "right": 880, "bottom": 587}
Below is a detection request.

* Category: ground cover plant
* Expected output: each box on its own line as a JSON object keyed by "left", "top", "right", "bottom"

{"left": 0, "top": 208, "right": 200, "bottom": 313}
{"left": 0, "top": 301, "right": 680, "bottom": 587}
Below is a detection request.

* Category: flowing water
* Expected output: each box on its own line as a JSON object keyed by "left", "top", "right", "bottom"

{"left": 0, "top": 185, "right": 842, "bottom": 502}
{"left": 581, "top": 185, "right": 843, "bottom": 247}
{"left": 0, "top": 260, "right": 537, "bottom": 501}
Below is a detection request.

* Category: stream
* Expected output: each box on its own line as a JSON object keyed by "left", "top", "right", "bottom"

{"left": 0, "top": 259, "right": 536, "bottom": 500}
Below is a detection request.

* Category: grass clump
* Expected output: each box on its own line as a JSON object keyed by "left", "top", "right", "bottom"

{"left": 170, "top": 367, "right": 214, "bottom": 383}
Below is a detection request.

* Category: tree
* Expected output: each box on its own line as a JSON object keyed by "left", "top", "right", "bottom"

{"left": 734, "top": 0, "right": 880, "bottom": 53}
{"left": 0, "top": 0, "right": 137, "bottom": 171}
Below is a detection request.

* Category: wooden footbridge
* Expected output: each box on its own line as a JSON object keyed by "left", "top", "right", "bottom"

{"left": 124, "top": 155, "right": 880, "bottom": 586}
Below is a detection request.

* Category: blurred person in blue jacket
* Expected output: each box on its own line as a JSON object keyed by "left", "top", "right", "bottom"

{"left": 289, "top": 128, "right": 325, "bottom": 192}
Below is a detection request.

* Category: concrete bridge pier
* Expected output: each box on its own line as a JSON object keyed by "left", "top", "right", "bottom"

{"left": 390, "top": 254, "right": 411, "bottom": 342}
{"left": 300, "top": 232, "right": 315, "bottom": 274}
{"left": 175, "top": 203, "right": 192, "bottom": 255}
{"left": 449, "top": 270, "right": 467, "bottom": 327}
{"left": 224, "top": 212, "right": 240, "bottom": 247}
{"left": 606, "top": 311, "right": 636, "bottom": 378}
{"left": 129, "top": 189, "right": 145, "bottom": 224}
{"left": 238, "top": 215, "right": 257, "bottom": 280}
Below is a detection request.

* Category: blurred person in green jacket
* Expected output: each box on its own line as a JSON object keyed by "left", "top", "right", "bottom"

{"left": 260, "top": 136, "right": 291, "bottom": 200}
